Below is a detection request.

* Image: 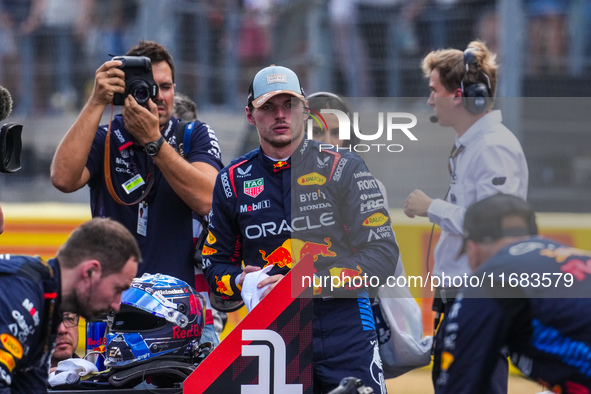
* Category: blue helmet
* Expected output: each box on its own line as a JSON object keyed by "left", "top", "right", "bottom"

{"left": 104, "top": 273, "right": 205, "bottom": 368}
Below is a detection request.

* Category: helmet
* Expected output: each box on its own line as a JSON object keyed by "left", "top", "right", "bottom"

{"left": 104, "top": 273, "right": 206, "bottom": 369}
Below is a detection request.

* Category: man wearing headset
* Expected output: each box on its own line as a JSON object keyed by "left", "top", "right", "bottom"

{"left": 403, "top": 40, "right": 528, "bottom": 392}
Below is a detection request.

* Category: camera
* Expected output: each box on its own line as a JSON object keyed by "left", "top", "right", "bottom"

{"left": 112, "top": 56, "right": 159, "bottom": 106}
{"left": 0, "top": 122, "right": 22, "bottom": 173}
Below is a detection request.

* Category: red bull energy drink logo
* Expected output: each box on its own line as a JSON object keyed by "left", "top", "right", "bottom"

{"left": 215, "top": 275, "right": 234, "bottom": 296}
{"left": 260, "top": 240, "right": 293, "bottom": 269}
{"left": 328, "top": 265, "right": 364, "bottom": 290}
{"left": 86, "top": 321, "right": 107, "bottom": 372}
{"left": 273, "top": 161, "right": 290, "bottom": 172}
{"left": 299, "top": 237, "right": 336, "bottom": 261}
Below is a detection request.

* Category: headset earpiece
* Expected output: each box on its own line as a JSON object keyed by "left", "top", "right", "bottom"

{"left": 461, "top": 48, "right": 492, "bottom": 115}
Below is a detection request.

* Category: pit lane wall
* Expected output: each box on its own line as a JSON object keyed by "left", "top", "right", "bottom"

{"left": 1, "top": 204, "right": 590, "bottom": 346}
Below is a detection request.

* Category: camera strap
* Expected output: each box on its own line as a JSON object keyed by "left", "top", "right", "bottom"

{"left": 104, "top": 104, "right": 155, "bottom": 205}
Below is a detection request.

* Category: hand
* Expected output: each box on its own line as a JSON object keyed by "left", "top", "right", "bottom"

{"left": 238, "top": 265, "right": 261, "bottom": 288}
{"left": 404, "top": 189, "right": 433, "bottom": 218}
{"left": 91, "top": 60, "right": 124, "bottom": 106}
{"left": 258, "top": 274, "right": 284, "bottom": 300}
{"left": 121, "top": 96, "right": 161, "bottom": 146}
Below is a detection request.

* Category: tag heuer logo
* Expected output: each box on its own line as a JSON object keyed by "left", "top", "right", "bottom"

{"left": 244, "top": 178, "right": 264, "bottom": 198}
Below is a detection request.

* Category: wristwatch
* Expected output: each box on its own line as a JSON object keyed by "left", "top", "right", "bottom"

{"left": 144, "top": 136, "right": 165, "bottom": 157}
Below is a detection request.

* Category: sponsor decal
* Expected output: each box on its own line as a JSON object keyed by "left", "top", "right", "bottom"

{"left": 244, "top": 178, "right": 264, "bottom": 198}
{"left": 299, "top": 237, "right": 336, "bottom": 261}
{"left": 208, "top": 148, "right": 220, "bottom": 159}
{"left": 357, "top": 178, "right": 378, "bottom": 191}
{"left": 0, "top": 334, "right": 22, "bottom": 359}
{"left": 113, "top": 129, "right": 125, "bottom": 144}
{"left": 260, "top": 240, "right": 293, "bottom": 269}
{"left": 221, "top": 172, "right": 232, "bottom": 198}
{"left": 297, "top": 172, "right": 326, "bottom": 186}
{"left": 299, "top": 202, "right": 332, "bottom": 212}
{"left": 255, "top": 92, "right": 274, "bottom": 106}
{"left": 206, "top": 125, "right": 221, "bottom": 160}
{"left": 202, "top": 258, "right": 212, "bottom": 269}
{"left": 316, "top": 156, "right": 330, "bottom": 169}
{"left": 172, "top": 323, "right": 202, "bottom": 339}
{"left": 87, "top": 335, "right": 107, "bottom": 348}
{"left": 155, "top": 288, "right": 189, "bottom": 296}
{"left": 360, "top": 198, "right": 384, "bottom": 213}
{"left": 266, "top": 73, "right": 286, "bottom": 84}
{"left": 332, "top": 158, "right": 347, "bottom": 182}
{"left": 540, "top": 247, "right": 591, "bottom": 263}
{"left": 299, "top": 190, "right": 326, "bottom": 203}
{"left": 189, "top": 294, "right": 201, "bottom": 315}
{"left": 245, "top": 213, "right": 336, "bottom": 239}
{"left": 367, "top": 225, "right": 393, "bottom": 242}
{"left": 354, "top": 171, "right": 372, "bottom": 179}
{"left": 273, "top": 161, "right": 290, "bottom": 172}
{"left": 202, "top": 245, "right": 218, "bottom": 256}
{"left": 11, "top": 310, "right": 32, "bottom": 341}
{"left": 207, "top": 231, "right": 216, "bottom": 245}
{"left": 246, "top": 220, "right": 293, "bottom": 239}
{"left": 0, "top": 368, "right": 11, "bottom": 385}
{"left": 240, "top": 200, "right": 271, "bottom": 213}
{"left": 237, "top": 165, "right": 252, "bottom": 178}
{"left": 362, "top": 213, "right": 389, "bottom": 227}
{"left": 22, "top": 299, "right": 40, "bottom": 327}
{"left": 360, "top": 192, "right": 382, "bottom": 201}
{"left": 291, "top": 212, "right": 335, "bottom": 232}
{"left": 561, "top": 258, "right": 591, "bottom": 281}
{"left": 0, "top": 350, "right": 15, "bottom": 372}
{"left": 329, "top": 265, "right": 363, "bottom": 289}
{"left": 215, "top": 275, "right": 234, "bottom": 296}
{"left": 441, "top": 352, "right": 454, "bottom": 371}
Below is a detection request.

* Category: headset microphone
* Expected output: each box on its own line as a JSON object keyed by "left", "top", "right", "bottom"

{"left": 430, "top": 115, "right": 438, "bottom": 123}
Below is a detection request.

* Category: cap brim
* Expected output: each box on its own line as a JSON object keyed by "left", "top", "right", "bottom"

{"left": 251, "top": 90, "right": 305, "bottom": 108}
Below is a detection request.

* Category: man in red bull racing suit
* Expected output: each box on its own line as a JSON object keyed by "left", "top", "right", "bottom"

{"left": 203, "top": 65, "right": 400, "bottom": 393}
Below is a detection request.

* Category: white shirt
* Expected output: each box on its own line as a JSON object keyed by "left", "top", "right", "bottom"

{"left": 427, "top": 110, "right": 529, "bottom": 279}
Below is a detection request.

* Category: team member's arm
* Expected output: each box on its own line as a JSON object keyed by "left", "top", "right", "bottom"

{"left": 203, "top": 170, "right": 245, "bottom": 302}
{"left": 0, "top": 204, "right": 4, "bottom": 234}
{"left": 315, "top": 157, "right": 399, "bottom": 294}
{"left": 51, "top": 60, "right": 124, "bottom": 192}
{"left": 434, "top": 289, "right": 511, "bottom": 394}
{"left": 121, "top": 97, "right": 220, "bottom": 216}
{"left": 0, "top": 275, "right": 46, "bottom": 391}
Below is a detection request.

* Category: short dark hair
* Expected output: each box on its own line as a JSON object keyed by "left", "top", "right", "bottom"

{"left": 126, "top": 40, "right": 175, "bottom": 83}
{"left": 57, "top": 218, "right": 141, "bottom": 276}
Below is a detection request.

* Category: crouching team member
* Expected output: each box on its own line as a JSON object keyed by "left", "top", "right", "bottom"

{"left": 435, "top": 194, "right": 591, "bottom": 393}
{"left": 0, "top": 218, "right": 140, "bottom": 392}
{"left": 203, "top": 65, "right": 399, "bottom": 393}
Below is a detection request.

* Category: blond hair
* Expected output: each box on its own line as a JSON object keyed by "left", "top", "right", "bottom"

{"left": 422, "top": 40, "right": 498, "bottom": 99}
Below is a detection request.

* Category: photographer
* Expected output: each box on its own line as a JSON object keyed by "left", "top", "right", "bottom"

{"left": 50, "top": 40, "right": 223, "bottom": 290}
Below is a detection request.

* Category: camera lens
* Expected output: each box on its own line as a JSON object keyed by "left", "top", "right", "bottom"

{"left": 129, "top": 81, "right": 151, "bottom": 104}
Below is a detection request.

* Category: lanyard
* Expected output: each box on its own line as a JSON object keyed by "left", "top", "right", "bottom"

{"left": 103, "top": 104, "right": 155, "bottom": 206}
